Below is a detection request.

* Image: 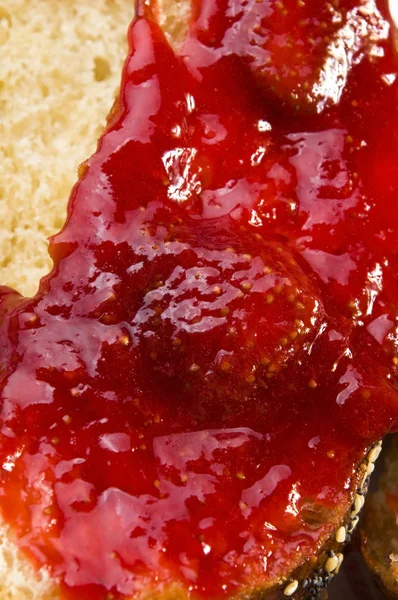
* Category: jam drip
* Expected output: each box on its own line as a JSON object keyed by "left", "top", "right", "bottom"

{"left": 0, "top": 1, "right": 398, "bottom": 599}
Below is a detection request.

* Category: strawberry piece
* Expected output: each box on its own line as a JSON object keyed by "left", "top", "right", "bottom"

{"left": 185, "top": 0, "right": 389, "bottom": 113}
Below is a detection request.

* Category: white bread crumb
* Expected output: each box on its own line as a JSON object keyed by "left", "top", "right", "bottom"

{"left": 0, "top": 0, "right": 134, "bottom": 297}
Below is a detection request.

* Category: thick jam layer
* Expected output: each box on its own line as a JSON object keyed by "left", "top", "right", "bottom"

{"left": 0, "top": 1, "right": 398, "bottom": 598}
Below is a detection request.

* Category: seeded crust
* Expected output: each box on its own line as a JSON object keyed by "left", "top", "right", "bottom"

{"left": 361, "top": 436, "right": 398, "bottom": 599}
{"left": 0, "top": 1, "right": 383, "bottom": 599}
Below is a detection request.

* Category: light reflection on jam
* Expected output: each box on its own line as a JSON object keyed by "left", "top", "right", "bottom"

{"left": 0, "top": 1, "right": 398, "bottom": 599}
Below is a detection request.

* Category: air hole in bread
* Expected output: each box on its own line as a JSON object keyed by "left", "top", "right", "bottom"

{"left": 94, "top": 56, "right": 111, "bottom": 82}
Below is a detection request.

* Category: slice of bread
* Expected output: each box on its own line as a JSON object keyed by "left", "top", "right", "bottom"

{"left": 0, "top": 0, "right": 134, "bottom": 298}
{"left": 0, "top": 2, "right": 381, "bottom": 599}
{"left": 361, "top": 435, "right": 398, "bottom": 599}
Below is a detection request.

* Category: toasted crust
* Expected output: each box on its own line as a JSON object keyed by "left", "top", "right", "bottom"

{"left": 361, "top": 436, "right": 398, "bottom": 599}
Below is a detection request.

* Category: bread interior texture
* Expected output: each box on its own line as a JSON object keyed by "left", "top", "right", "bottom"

{"left": 0, "top": 0, "right": 133, "bottom": 297}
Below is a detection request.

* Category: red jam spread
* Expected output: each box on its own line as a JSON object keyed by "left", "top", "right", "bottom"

{"left": 0, "top": 1, "right": 398, "bottom": 598}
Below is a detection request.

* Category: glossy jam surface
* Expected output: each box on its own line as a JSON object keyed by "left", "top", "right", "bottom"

{"left": 1, "top": 1, "right": 398, "bottom": 598}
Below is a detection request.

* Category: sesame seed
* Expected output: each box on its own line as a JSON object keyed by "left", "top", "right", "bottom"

{"left": 351, "top": 493, "right": 365, "bottom": 517}
{"left": 393, "top": 357, "right": 398, "bottom": 365}
{"left": 220, "top": 307, "right": 230, "bottom": 316}
{"left": 349, "top": 516, "right": 359, "bottom": 532}
{"left": 154, "top": 414, "right": 161, "bottom": 424}
{"left": 361, "top": 389, "right": 371, "bottom": 399}
{"left": 268, "top": 363, "right": 277, "bottom": 373}
{"left": 368, "top": 442, "right": 382, "bottom": 464}
{"left": 212, "top": 285, "right": 222, "bottom": 296}
{"left": 181, "top": 474, "right": 188, "bottom": 483}
{"left": 264, "top": 266, "right": 272, "bottom": 274}
{"left": 139, "top": 444, "right": 147, "bottom": 451}
{"left": 51, "top": 436, "right": 60, "bottom": 445}
{"left": 287, "top": 293, "right": 295, "bottom": 303}
{"left": 283, "top": 580, "right": 298, "bottom": 596}
{"left": 245, "top": 374, "right": 256, "bottom": 384}
{"left": 266, "top": 294, "right": 274, "bottom": 304}
{"left": 260, "top": 356, "right": 270, "bottom": 366}
{"left": 296, "top": 302, "right": 305, "bottom": 310}
{"left": 290, "top": 331, "right": 298, "bottom": 340}
{"left": 243, "top": 253, "right": 252, "bottom": 260}
{"left": 173, "top": 338, "right": 182, "bottom": 347}
{"left": 308, "top": 379, "right": 317, "bottom": 389}
{"left": 280, "top": 337, "right": 289, "bottom": 347}
{"left": 335, "top": 553, "right": 344, "bottom": 574}
{"left": 119, "top": 335, "right": 130, "bottom": 346}
{"left": 335, "top": 526, "right": 346, "bottom": 544}
{"left": 71, "top": 387, "right": 79, "bottom": 397}
{"left": 274, "top": 285, "right": 282, "bottom": 294}
{"left": 325, "top": 555, "right": 339, "bottom": 573}
{"left": 154, "top": 479, "right": 161, "bottom": 488}
{"left": 236, "top": 471, "right": 246, "bottom": 480}
{"left": 346, "top": 135, "right": 354, "bottom": 144}
{"left": 327, "top": 450, "right": 335, "bottom": 459}
{"left": 190, "top": 363, "right": 200, "bottom": 372}
{"left": 360, "top": 469, "right": 368, "bottom": 490}
{"left": 62, "top": 415, "right": 72, "bottom": 425}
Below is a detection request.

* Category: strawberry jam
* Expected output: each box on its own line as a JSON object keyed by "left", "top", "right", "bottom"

{"left": 0, "top": 1, "right": 398, "bottom": 598}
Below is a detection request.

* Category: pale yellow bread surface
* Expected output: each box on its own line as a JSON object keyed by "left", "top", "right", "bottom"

{"left": 0, "top": 0, "right": 134, "bottom": 297}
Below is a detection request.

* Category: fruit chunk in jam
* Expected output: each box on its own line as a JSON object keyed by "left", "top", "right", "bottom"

{"left": 0, "top": 1, "right": 398, "bottom": 599}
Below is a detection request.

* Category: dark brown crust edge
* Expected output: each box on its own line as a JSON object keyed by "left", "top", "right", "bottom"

{"left": 238, "top": 442, "right": 381, "bottom": 600}
{"left": 140, "top": 444, "right": 379, "bottom": 600}
{"left": 360, "top": 437, "right": 398, "bottom": 600}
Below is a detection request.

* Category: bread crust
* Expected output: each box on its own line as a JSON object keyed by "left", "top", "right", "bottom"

{"left": 361, "top": 436, "right": 398, "bottom": 599}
